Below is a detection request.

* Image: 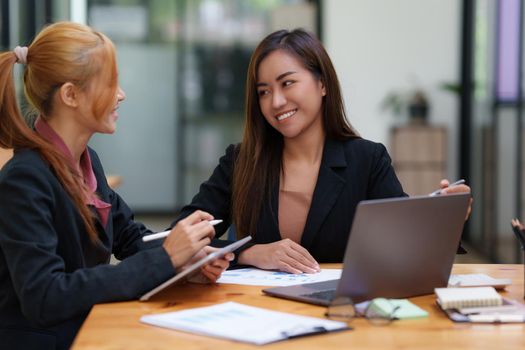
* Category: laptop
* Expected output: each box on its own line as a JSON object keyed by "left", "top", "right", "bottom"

{"left": 263, "top": 193, "right": 470, "bottom": 305}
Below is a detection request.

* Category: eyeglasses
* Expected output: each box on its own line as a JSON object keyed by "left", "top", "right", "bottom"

{"left": 325, "top": 296, "right": 400, "bottom": 325}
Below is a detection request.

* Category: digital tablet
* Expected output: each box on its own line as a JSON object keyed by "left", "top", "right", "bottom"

{"left": 140, "top": 236, "right": 252, "bottom": 301}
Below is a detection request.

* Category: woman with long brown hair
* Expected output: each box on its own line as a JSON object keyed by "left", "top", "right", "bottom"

{"left": 0, "top": 22, "right": 231, "bottom": 350}
{"left": 175, "top": 29, "right": 471, "bottom": 274}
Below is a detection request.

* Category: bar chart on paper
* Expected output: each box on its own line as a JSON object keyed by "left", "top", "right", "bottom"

{"left": 140, "top": 302, "right": 348, "bottom": 345}
{"left": 217, "top": 268, "right": 342, "bottom": 286}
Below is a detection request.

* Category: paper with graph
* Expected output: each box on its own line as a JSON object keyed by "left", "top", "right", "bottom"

{"left": 141, "top": 302, "right": 348, "bottom": 345}
{"left": 217, "top": 267, "right": 342, "bottom": 286}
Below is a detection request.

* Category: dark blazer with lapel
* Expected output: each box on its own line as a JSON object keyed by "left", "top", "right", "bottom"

{"left": 0, "top": 148, "right": 175, "bottom": 350}
{"left": 176, "top": 137, "right": 407, "bottom": 263}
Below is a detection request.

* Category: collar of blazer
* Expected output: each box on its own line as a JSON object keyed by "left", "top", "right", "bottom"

{"left": 300, "top": 138, "right": 347, "bottom": 249}
{"left": 321, "top": 138, "right": 348, "bottom": 169}
{"left": 267, "top": 138, "right": 349, "bottom": 249}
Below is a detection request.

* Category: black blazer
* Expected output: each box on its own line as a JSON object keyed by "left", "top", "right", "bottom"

{"left": 0, "top": 148, "right": 176, "bottom": 350}
{"left": 176, "top": 138, "right": 407, "bottom": 262}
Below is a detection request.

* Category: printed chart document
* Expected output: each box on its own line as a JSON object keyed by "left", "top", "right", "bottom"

{"left": 140, "top": 302, "right": 349, "bottom": 345}
{"left": 216, "top": 268, "right": 342, "bottom": 287}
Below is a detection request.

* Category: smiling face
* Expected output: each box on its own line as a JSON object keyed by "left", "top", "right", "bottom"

{"left": 256, "top": 49, "right": 326, "bottom": 140}
{"left": 71, "top": 40, "right": 126, "bottom": 136}
{"left": 89, "top": 84, "right": 126, "bottom": 135}
{"left": 74, "top": 73, "right": 126, "bottom": 135}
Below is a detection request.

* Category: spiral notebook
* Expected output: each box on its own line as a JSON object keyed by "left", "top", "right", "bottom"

{"left": 434, "top": 286, "right": 502, "bottom": 310}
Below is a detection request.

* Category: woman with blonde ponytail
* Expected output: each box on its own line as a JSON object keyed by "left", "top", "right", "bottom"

{"left": 0, "top": 22, "right": 231, "bottom": 350}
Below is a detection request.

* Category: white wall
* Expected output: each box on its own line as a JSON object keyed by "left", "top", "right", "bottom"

{"left": 323, "top": 0, "right": 461, "bottom": 180}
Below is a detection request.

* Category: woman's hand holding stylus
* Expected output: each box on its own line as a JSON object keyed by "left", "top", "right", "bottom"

{"left": 434, "top": 179, "right": 473, "bottom": 220}
{"left": 162, "top": 210, "right": 216, "bottom": 269}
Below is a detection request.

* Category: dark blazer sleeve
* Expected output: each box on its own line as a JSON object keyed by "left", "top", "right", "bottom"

{"left": 0, "top": 157, "right": 175, "bottom": 327}
{"left": 173, "top": 144, "right": 237, "bottom": 238}
{"left": 366, "top": 142, "right": 407, "bottom": 199}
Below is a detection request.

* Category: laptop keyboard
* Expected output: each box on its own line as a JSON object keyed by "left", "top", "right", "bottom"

{"left": 300, "top": 289, "right": 336, "bottom": 302}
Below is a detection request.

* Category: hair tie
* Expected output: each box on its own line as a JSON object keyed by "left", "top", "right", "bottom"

{"left": 13, "top": 46, "right": 28, "bottom": 65}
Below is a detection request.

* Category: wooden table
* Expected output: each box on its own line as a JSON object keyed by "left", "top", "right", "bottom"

{"left": 72, "top": 264, "right": 525, "bottom": 349}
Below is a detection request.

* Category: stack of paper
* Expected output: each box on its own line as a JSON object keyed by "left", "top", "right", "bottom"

{"left": 435, "top": 286, "right": 525, "bottom": 323}
{"left": 448, "top": 273, "right": 511, "bottom": 289}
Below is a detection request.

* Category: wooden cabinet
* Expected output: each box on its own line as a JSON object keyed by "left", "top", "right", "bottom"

{"left": 390, "top": 125, "right": 447, "bottom": 195}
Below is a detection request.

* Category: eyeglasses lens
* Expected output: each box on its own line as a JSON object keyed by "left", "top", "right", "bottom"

{"left": 325, "top": 296, "right": 356, "bottom": 321}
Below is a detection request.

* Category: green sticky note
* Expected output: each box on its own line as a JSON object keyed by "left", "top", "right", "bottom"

{"left": 388, "top": 299, "right": 428, "bottom": 319}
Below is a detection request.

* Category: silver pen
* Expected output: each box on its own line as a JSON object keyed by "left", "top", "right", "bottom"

{"left": 429, "top": 179, "right": 466, "bottom": 196}
{"left": 142, "top": 219, "right": 223, "bottom": 242}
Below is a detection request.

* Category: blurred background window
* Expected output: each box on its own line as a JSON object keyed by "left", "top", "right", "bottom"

{"left": 85, "top": 0, "right": 318, "bottom": 212}
{"left": 7, "top": 0, "right": 525, "bottom": 264}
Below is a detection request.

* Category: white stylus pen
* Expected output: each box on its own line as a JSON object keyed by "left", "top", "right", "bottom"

{"left": 142, "top": 219, "right": 223, "bottom": 242}
{"left": 429, "top": 179, "right": 465, "bottom": 196}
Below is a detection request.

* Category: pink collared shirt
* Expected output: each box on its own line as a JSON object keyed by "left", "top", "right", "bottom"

{"left": 35, "top": 117, "right": 111, "bottom": 228}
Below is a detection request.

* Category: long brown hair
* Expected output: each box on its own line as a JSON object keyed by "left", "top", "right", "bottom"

{"left": 0, "top": 22, "right": 118, "bottom": 243}
{"left": 232, "top": 29, "right": 359, "bottom": 238}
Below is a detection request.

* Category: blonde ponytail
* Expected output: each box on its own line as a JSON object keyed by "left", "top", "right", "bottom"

{"left": 0, "top": 22, "right": 119, "bottom": 243}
